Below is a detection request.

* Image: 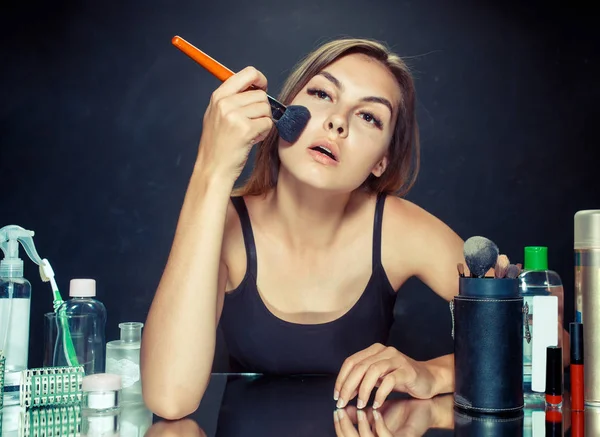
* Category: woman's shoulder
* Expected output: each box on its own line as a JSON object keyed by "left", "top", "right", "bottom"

{"left": 380, "top": 194, "right": 464, "bottom": 279}
{"left": 223, "top": 192, "right": 269, "bottom": 241}
{"left": 381, "top": 194, "right": 442, "bottom": 233}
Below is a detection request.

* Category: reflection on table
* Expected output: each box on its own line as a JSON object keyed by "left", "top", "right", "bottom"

{"left": 0, "top": 392, "right": 152, "bottom": 437}
{"left": 4, "top": 372, "right": 600, "bottom": 436}
{"left": 146, "top": 373, "right": 597, "bottom": 437}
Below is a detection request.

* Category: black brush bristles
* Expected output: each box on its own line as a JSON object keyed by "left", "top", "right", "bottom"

{"left": 275, "top": 105, "right": 311, "bottom": 143}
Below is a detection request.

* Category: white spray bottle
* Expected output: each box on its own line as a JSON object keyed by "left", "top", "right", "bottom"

{"left": 0, "top": 225, "right": 68, "bottom": 406}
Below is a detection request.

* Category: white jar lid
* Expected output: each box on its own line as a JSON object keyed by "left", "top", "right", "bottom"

{"left": 83, "top": 373, "right": 122, "bottom": 392}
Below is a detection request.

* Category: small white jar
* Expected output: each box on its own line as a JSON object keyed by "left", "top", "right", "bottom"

{"left": 82, "top": 373, "right": 122, "bottom": 412}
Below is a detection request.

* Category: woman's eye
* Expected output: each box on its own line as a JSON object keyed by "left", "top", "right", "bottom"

{"left": 360, "top": 112, "right": 383, "bottom": 129}
{"left": 307, "top": 88, "right": 331, "bottom": 101}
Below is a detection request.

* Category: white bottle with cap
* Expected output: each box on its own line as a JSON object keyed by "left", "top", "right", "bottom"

{"left": 56, "top": 279, "right": 107, "bottom": 375}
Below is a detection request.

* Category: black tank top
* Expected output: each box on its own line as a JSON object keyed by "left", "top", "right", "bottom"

{"left": 219, "top": 193, "right": 397, "bottom": 375}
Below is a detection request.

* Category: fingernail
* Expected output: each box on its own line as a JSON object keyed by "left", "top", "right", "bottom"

{"left": 357, "top": 410, "right": 365, "bottom": 422}
{"left": 334, "top": 410, "right": 339, "bottom": 422}
{"left": 333, "top": 390, "right": 339, "bottom": 401}
{"left": 336, "top": 398, "right": 345, "bottom": 408}
{"left": 373, "top": 410, "right": 381, "bottom": 421}
{"left": 337, "top": 408, "right": 345, "bottom": 420}
{"left": 373, "top": 401, "right": 380, "bottom": 409}
{"left": 357, "top": 399, "right": 365, "bottom": 409}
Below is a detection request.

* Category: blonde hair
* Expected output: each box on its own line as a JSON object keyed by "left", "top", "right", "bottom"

{"left": 234, "top": 37, "right": 420, "bottom": 197}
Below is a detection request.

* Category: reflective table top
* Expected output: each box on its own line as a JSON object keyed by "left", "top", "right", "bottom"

{"left": 2, "top": 372, "right": 599, "bottom": 436}
{"left": 147, "top": 373, "right": 595, "bottom": 437}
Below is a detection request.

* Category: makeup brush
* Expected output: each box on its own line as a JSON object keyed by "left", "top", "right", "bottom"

{"left": 172, "top": 36, "right": 311, "bottom": 143}
{"left": 506, "top": 264, "right": 520, "bottom": 279}
{"left": 495, "top": 254, "right": 510, "bottom": 279}
{"left": 463, "top": 236, "right": 500, "bottom": 278}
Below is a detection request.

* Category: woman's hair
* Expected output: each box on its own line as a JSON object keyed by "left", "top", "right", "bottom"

{"left": 234, "top": 37, "right": 420, "bottom": 197}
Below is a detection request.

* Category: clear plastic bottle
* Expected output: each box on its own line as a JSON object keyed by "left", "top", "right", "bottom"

{"left": 55, "top": 279, "right": 107, "bottom": 375}
{"left": 0, "top": 227, "right": 34, "bottom": 407}
{"left": 0, "top": 276, "right": 31, "bottom": 407}
{"left": 518, "top": 246, "right": 564, "bottom": 396}
{"left": 105, "top": 322, "right": 144, "bottom": 405}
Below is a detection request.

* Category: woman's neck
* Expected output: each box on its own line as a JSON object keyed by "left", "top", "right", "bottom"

{"left": 261, "top": 171, "right": 361, "bottom": 251}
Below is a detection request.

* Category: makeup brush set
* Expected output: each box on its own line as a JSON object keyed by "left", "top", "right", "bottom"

{"left": 457, "top": 236, "right": 521, "bottom": 279}
{"left": 452, "top": 235, "right": 525, "bottom": 414}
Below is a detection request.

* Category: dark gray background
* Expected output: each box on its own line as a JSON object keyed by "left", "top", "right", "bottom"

{"left": 1, "top": 0, "right": 597, "bottom": 371}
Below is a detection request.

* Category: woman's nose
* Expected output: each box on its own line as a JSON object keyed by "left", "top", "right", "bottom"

{"left": 325, "top": 114, "right": 348, "bottom": 137}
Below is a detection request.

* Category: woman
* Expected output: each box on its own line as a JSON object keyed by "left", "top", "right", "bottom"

{"left": 141, "top": 38, "right": 465, "bottom": 420}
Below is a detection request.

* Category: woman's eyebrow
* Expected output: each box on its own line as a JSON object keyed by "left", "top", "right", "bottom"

{"left": 317, "top": 71, "right": 394, "bottom": 115}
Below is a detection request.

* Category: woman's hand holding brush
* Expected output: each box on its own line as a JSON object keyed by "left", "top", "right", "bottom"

{"left": 196, "top": 66, "right": 274, "bottom": 184}
{"left": 143, "top": 66, "right": 274, "bottom": 418}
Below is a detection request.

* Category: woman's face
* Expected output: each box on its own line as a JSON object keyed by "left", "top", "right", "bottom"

{"left": 278, "top": 53, "right": 401, "bottom": 193}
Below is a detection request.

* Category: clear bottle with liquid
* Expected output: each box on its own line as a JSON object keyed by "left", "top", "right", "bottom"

{"left": 105, "top": 322, "right": 144, "bottom": 404}
{"left": 518, "top": 246, "right": 564, "bottom": 395}
{"left": 55, "top": 279, "right": 107, "bottom": 375}
{"left": 0, "top": 226, "right": 35, "bottom": 407}
{"left": 0, "top": 275, "right": 31, "bottom": 407}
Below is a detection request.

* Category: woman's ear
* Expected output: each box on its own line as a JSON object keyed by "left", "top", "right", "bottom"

{"left": 371, "top": 155, "right": 389, "bottom": 178}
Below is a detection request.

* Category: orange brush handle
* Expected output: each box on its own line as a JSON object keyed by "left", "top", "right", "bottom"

{"left": 171, "top": 35, "right": 288, "bottom": 122}
{"left": 172, "top": 35, "right": 235, "bottom": 82}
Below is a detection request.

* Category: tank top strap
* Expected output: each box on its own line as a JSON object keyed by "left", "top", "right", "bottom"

{"left": 372, "top": 192, "right": 387, "bottom": 270}
{"left": 231, "top": 196, "right": 258, "bottom": 278}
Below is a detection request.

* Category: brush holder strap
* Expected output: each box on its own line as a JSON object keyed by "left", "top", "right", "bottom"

{"left": 451, "top": 295, "right": 524, "bottom": 413}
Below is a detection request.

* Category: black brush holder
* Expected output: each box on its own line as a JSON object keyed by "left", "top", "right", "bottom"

{"left": 452, "top": 277, "right": 524, "bottom": 414}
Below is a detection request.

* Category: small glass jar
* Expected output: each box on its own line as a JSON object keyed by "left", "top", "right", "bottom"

{"left": 82, "top": 373, "right": 122, "bottom": 412}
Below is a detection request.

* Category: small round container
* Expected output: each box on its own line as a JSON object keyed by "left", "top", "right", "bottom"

{"left": 82, "top": 373, "right": 122, "bottom": 412}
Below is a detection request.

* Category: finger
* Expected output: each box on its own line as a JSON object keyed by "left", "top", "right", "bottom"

{"left": 212, "top": 90, "right": 269, "bottom": 117}
{"left": 346, "top": 405, "right": 374, "bottom": 427}
{"left": 236, "top": 101, "right": 272, "bottom": 120}
{"left": 335, "top": 344, "right": 387, "bottom": 400}
{"left": 372, "top": 410, "right": 393, "bottom": 437}
{"left": 365, "top": 409, "right": 376, "bottom": 426}
{"left": 334, "top": 410, "right": 344, "bottom": 436}
{"left": 226, "top": 89, "right": 270, "bottom": 110}
{"left": 336, "top": 344, "right": 387, "bottom": 406}
{"left": 340, "top": 356, "right": 393, "bottom": 408}
{"left": 373, "top": 373, "right": 398, "bottom": 409}
{"left": 338, "top": 409, "right": 360, "bottom": 437}
{"left": 248, "top": 117, "right": 274, "bottom": 144}
{"left": 357, "top": 410, "right": 376, "bottom": 437}
{"left": 213, "top": 66, "right": 268, "bottom": 99}
{"left": 357, "top": 361, "right": 392, "bottom": 409}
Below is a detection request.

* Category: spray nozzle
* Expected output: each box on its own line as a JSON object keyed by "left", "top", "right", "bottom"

{"left": 0, "top": 225, "right": 46, "bottom": 279}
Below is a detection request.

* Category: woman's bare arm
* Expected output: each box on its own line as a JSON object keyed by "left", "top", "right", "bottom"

{"left": 141, "top": 170, "right": 232, "bottom": 420}
{"left": 140, "top": 66, "right": 273, "bottom": 420}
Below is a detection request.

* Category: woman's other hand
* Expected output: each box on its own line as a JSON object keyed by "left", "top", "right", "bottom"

{"left": 334, "top": 344, "right": 446, "bottom": 410}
